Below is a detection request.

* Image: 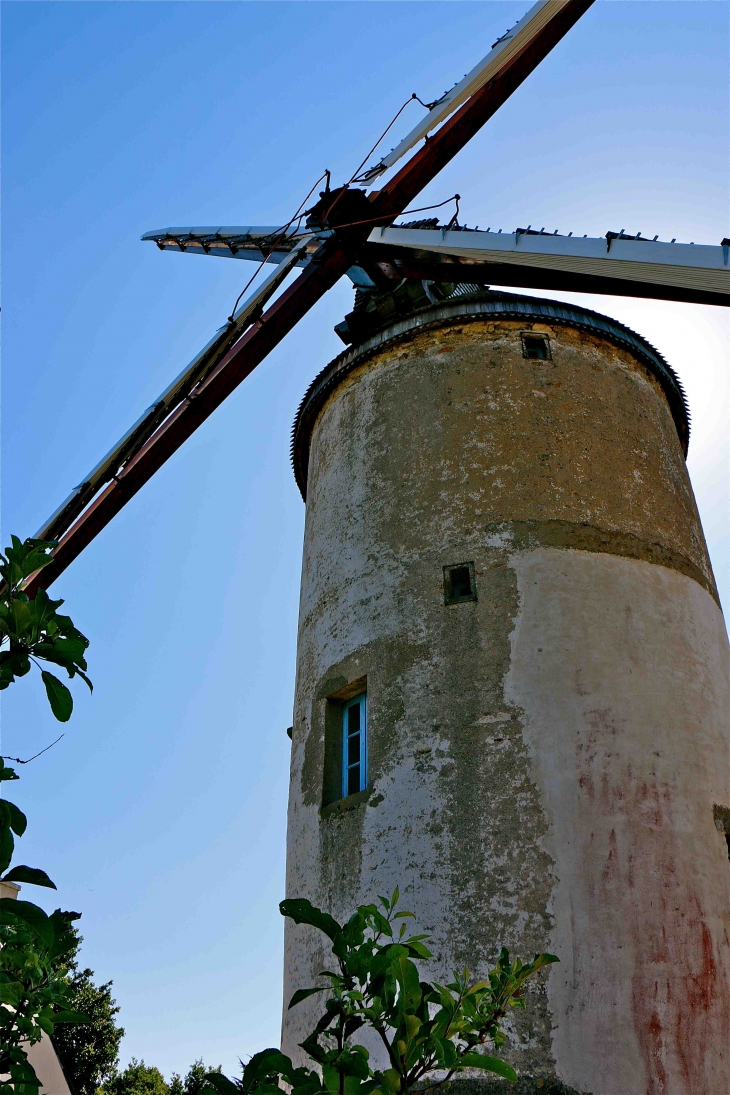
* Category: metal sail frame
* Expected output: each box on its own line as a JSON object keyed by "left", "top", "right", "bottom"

{"left": 140, "top": 224, "right": 730, "bottom": 309}
{"left": 361, "top": 226, "right": 730, "bottom": 308}
{"left": 20, "top": 0, "right": 665, "bottom": 596}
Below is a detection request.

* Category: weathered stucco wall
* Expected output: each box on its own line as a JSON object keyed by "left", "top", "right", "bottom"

{"left": 507, "top": 548, "right": 730, "bottom": 1095}
{"left": 282, "top": 315, "right": 729, "bottom": 1093}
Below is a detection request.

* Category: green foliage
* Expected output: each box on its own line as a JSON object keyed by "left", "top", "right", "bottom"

{"left": 169, "top": 1060, "right": 223, "bottom": 1095}
{"left": 102, "top": 1059, "right": 170, "bottom": 1095}
{"left": 0, "top": 536, "right": 93, "bottom": 1091}
{"left": 52, "top": 931, "right": 125, "bottom": 1095}
{"left": 204, "top": 891, "right": 558, "bottom": 1095}
{"left": 99, "top": 1058, "right": 222, "bottom": 1095}
{"left": 0, "top": 759, "right": 88, "bottom": 1094}
{"left": 0, "top": 536, "right": 92, "bottom": 721}
{"left": 0, "top": 859, "right": 86, "bottom": 1093}
{"left": 0, "top": 761, "right": 56, "bottom": 896}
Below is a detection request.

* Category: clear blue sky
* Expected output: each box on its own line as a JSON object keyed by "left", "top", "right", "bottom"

{"left": 2, "top": 0, "right": 728, "bottom": 1080}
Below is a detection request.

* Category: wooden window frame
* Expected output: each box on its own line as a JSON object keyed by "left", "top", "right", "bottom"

{"left": 342, "top": 692, "right": 368, "bottom": 798}
{"left": 321, "top": 676, "right": 367, "bottom": 807}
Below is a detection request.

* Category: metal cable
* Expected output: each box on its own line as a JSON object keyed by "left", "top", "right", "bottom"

{"left": 225, "top": 169, "right": 331, "bottom": 321}
{"left": 318, "top": 193, "right": 462, "bottom": 234}
{"left": 322, "top": 94, "right": 427, "bottom": 224}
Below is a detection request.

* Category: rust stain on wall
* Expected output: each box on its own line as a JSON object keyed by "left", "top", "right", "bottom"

{"left": 575, "top": 714, "right": 730, "bottom": 1094}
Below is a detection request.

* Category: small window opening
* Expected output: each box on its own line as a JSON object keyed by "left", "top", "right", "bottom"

{"left": 342, "top": 693, "right": 367, "bottom": 798}
{"left": 713, "top": 804, "right": 730, "bottom": 862}
{"left": 522, "top": 334, "right": 551, "bottom": 360}
{"left": 444, "top": 562, "right": 477, "bottom": 605}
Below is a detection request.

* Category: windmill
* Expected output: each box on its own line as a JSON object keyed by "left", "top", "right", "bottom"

{"left": 23, "top": 0, "right": 727, "bottom": 595}
{"left": 16, "top": 3, "right": 730, "bottom": 1093}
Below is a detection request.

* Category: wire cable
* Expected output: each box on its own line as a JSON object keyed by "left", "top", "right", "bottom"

{"left": 323, "top": 94, "right": 428, "bottom": 223}
{"left": 226, "top": 169, "right": 331, "bottom": 322}
{"left": 1, "top": 734, "right": 64, "bottom": 765}
{"left": 318, "top": 193, "right": 462, "bottom": 234}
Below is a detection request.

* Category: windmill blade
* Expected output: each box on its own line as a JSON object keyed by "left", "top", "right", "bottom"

{"left": 30, "top": 240, "right": 312, "bottom": 545}
{"left": 21, "top": 0, "right": 595, "bottom": 595}
{"left": 369, "top": 0, "right": 594, "bottom": 215}
{"left": 362, "top": 226, "right": 730, "bottom": 308}
{"left": 141, "top": 226, "right": 313, "bottom": 265}
{"left": 23, "top": 234, "right": 355, "bottom": 596}
{"left": 141, "top": 226, "right": 379, "bottom": 289}
{"left": 359, "top": 0, "right": 584, "bottom": 185}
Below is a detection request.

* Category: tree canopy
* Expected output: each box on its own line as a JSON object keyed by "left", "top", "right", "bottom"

{"left": 52, "top": 933, "right": 124, "bottom": 1095}
{"left": 102, "top": 1059, "right": 169, "bottom": 1095}
{"left": 102, "top": 1058, "right": 221, "bottom": 1095}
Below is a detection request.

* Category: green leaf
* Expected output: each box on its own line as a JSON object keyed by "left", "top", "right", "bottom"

{"left": 0, "top": 652, "right": 32, "bottom": 685}
{"left": 288, "top": 986, "right": 328, "bottom": 1009}
{"left": 437, "top": 1037, "right": 457, "bottom": 1070}
{"left": 3, "top": 866, "right": 57, "bottom": 890}
{"left": 200, "top": 1075, "right": 240, "bottom": 1095}
{"left": 33, "top": 648, "right": 77, "bottom": 673}
{"left": 51, "top": 637, "right": 88, "bottom": 662}
{"left": 20, "top": 552, "right": 54, "bottom": 579}
{"left": 396, "top": 957, "right": 421, "bottom": 1007}
{"left": 379, "top": 1071, "right": 401, "bottom": 1095}
{"left": 3, "top": 800, "right": 27, "bottom": 836}
{"left": 0, "top": 825, "right": 14, "bottom": 874}
{"left": 404, "top": 1014, "right": 421, "bottom": 1041}
{"left": 406, "top": 940, "right": 432, "bottom": 960}
{"left": 0, "top": 759, "right": 19, "bottom": 782}
{"left": 0, "top": 897, "right": 53, "bottom": 946}
{"left": 47, "top": 908, "right": 82, "bottom": 960}
{"left": 50, "top": 1009, "right": 90, "bottom": 1025}
{"left": 532, "top": 952, "right": 559, "bottom": 969}
{"left": 41, "top": 671, "right": 73, "bottom": 722}
{"left": 11, "top": 600, "right": 32, "bottom": 635}
{"left": 6, "top": 1049, "right": 42, "bottom": 1089}
{"left": 0, "top": 980, "right": 24, "bottom": 1006}
{"left": 75, "top": 668, "right": 93, "bottom": 693}
{"left": 459, "top": 1053, "right": 517, "bottom": 1081}
{"left": 242, "top": 1048, "right": 296, "bottom": 1090}
{"left": 343, "top": 1074, "right": 368, "bottom": 1095}
{"left": 280, "top": 898, "right": 342, "bottom": 942}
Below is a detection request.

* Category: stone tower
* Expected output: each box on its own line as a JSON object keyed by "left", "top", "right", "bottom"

{"left": 282, "top": 284, "right": 730, "bottom": 1095}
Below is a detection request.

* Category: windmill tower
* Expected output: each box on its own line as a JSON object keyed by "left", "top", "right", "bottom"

{"left": 281, "top": 282, "right": 730, "bottom": 1094}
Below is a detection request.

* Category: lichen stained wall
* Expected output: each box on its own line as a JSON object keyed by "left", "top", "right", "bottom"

{"left": 282, "top": 315, "right": 729, "bottom": 1094}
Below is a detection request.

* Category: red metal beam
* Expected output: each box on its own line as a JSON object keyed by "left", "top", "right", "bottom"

{"left": 24, "top": 239, "right": 359, "bottom": 595}
{"left": 371, "top": 0, "right": 595, "bottom": 218}
{"left": 24, "top": 0, "right": 595, "bottom": 594}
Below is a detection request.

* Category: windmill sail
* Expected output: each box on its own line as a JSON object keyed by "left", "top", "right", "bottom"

{"left": 357, "top": 0, "right": 571, "bottom": 184}
{"left": 32, "top": 241, "right": 312, "bottom": 544}
{"left": 141, "top": 226, "right": 313, "bottom": 265}
{"left": 363, "top": 226, "right": 730, "bottom": 307}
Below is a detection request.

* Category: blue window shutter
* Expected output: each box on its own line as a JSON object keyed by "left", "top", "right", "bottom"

{"left": 342, "top": 693, "right": 367, "bottom": 798}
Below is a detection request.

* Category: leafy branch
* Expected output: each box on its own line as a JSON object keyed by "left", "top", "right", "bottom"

{"left": 0, "top": 757, "right": 89, "bottom": 1094}
{"left": 0, "top": 537, "right": 92, "bottom": 721}
{"left": 0, "top": 536, "right": 93, "bottom": 1092}
{"left": 204, "top": 890, "right": 558, "bottom": 1095}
